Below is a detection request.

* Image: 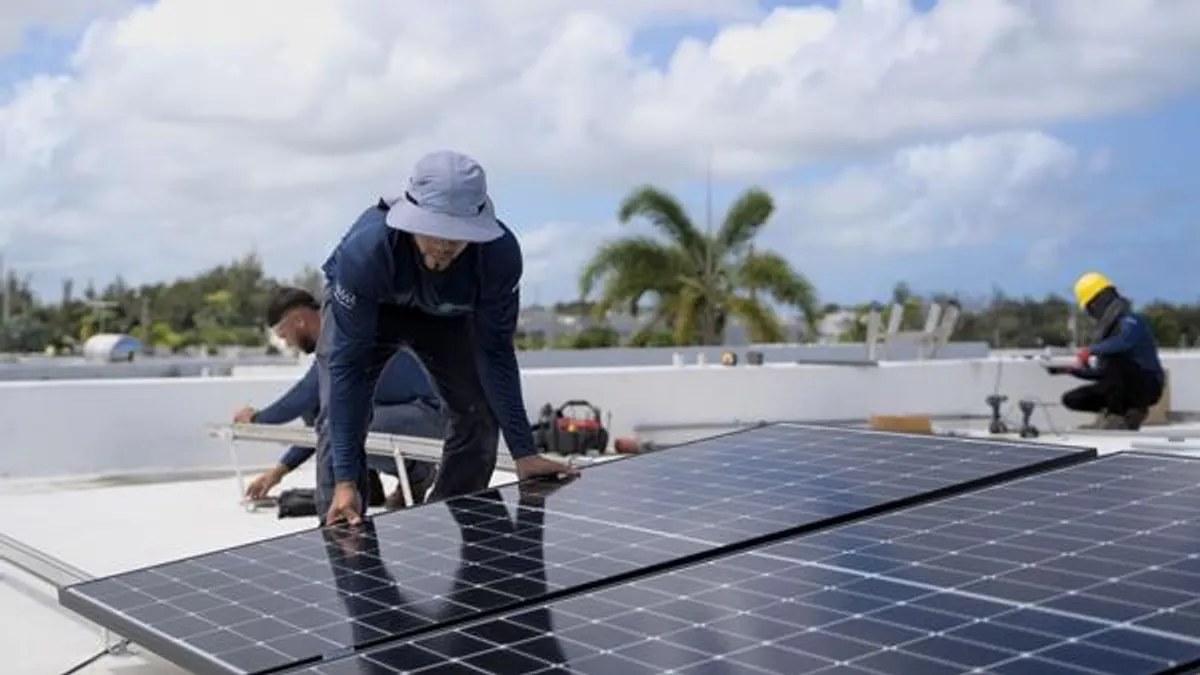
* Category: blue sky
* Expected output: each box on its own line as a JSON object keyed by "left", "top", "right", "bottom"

{"left": 0, "top": 0, "right": 1198, "bottom": 308}
{"left": 1048, "top": 96, "right": 1200, "bottom": 301}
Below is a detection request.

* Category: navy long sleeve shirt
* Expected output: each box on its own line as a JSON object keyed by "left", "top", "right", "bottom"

{"left": 321, "top": 203, "right": 536, "bottom": 484}
{"left": 252, "top": 364, "right": 322, "bottom": 427}
{"left": 253, "top": 352, "right": 439, "bottom": 470}
{"left": 1086, "top": 312, "right": 1165, "bottom": 380}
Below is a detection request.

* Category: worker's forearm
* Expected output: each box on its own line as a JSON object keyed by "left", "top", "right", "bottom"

{"left": 279, "top": 445, "right": 314, "bottom": 471}
{"left": 254, "top": 364, "right": 319, "bottom": 424}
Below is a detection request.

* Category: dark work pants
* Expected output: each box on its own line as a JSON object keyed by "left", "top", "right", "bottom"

{"left": 294, "top": 404, "right": 440, "bottom": 485}
{"left": 366, "top": 400, "right": 445, "bottom": 485}
{"left": 314, "top": 302, "right": 499, "bottom": 521}
{"left": 1062, "top": 355, "right": 1163, "bottom": 416}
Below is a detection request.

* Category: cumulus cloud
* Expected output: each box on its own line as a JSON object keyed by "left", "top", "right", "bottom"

{"left": 786, "top": 130, "right": 1101, "bottom": 252}
{"left": 0, "top": 0, "right": 1197, "bottom": 293}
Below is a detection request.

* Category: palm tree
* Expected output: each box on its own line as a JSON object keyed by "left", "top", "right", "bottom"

{"left": 579, "top": 185, "right": 819, "bottom": 345}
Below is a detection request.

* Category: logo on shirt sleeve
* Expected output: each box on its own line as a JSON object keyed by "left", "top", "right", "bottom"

{"left": 333, "top": 283, "right": 357, "bottom": 310}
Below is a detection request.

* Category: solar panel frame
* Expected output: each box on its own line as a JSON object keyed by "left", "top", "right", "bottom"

{"left": 58, "top": 423, "right": 1095, "bottom": 675}
{"left": 301, "top": 452, "right": 1200, "bottom": 675}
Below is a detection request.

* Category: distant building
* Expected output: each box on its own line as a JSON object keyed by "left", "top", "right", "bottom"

{"left": 516, "top": 306, "right": 808, "bottom": 346}
{"left": 817, "top": 310, "right": 859, "bottom": 343}
{"left": 519, "top": 307, "right": 663, "bottom": 344}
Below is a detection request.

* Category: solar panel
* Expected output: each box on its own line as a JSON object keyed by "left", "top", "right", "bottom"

{"left": 306, "top": 453, "right": 1200, "bottom": 675}
{"left": 58, "top": 423, "right": 1092, "bottom": 675}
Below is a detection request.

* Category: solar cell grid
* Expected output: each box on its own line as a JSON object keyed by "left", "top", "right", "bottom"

{"left": 59, "top": 423, "right": 1091, "bottom": 674}
{"left": 303, "top": 452, "right": 1200, "bottom": 675}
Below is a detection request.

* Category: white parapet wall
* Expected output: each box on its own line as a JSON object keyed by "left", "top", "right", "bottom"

{"left": 2, "top": 352, "right": 1199, "bottom": 479}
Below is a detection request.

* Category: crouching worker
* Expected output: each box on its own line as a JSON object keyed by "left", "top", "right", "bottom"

{"left": 1050, "top": 272, "right": 1164, "bottom": 430}
{"left": 235, "top": 287, "right": 445, "bottom": 509}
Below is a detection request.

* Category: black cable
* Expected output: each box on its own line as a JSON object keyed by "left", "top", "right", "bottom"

{"left": 59, "top": 639, "right": 130, "bottom": 675}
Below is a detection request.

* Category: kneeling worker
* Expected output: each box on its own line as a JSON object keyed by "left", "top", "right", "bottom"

{"left": 235, "top": 287, "right": 444, "bottom": 507}
{"left": 1051, "top": 272, "right": 1164, "bottom": 430}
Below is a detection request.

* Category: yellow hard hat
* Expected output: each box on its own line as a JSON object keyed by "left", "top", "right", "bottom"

{"left": 1073, "top": 271, "right": 1113, "bottom": 309}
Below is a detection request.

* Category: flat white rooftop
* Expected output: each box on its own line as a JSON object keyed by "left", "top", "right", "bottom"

{"left": 937, "top": 419, "right": 1200, "bottom": 457}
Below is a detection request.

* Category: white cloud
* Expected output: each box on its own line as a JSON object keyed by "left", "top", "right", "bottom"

{"left": 786, "top": 130, "right": 1098, "bottom": 253}
{"left": 517, "top": 222, "right": 575, "bottom": 294}
{"left": 0, "top": 0, "right": 1197, "bottom": 293}
{"left": 515, "top": 220, "right": 624, "bottom": 302}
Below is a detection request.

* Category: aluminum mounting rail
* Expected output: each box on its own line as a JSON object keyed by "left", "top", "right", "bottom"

{"left": 0, "top": 531, "right": 92, "bottom": 588}
{"left": 207, "top": 423, "right": 518, "bottom": 472}
{"left": 0, "top": 532, "right": 130, "bottom": 655}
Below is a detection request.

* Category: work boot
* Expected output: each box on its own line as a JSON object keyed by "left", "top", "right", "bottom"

{"left": 1124, "top": 408, "right": 1148, "bottom": 431}
{"left": 385, "top": 470, "right": 436, "bottom": 510}
{"left": 1100, "top": 413, "right": 1132, "bottom": 430}
{"left": 1079, "top": 412, "right": 1125, "bottom": 430}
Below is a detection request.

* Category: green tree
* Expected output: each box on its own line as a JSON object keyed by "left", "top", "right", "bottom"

{"left": 292, "top": 264, "right": 325, "bottom": 297}
{"left": 148, "top": 321, "right": 185, "bottom": 351}
{"left": 0, "top": 315, "right": 53, "bottom": 352}
{"left": 627, "top": 330, "right": 677, "bottom": 347}
{"left": 78, "top": 300, "right": 119, "bottom": 340}
{"left": 194, "top": 289, "right": 241, "bottom": 346}
{"left": 1143, "top": 302, "right": 1185, "bottom": 348}
{"left": 568, "top": 325, "right": 621, "bottom": 349}
{"left": 578, "top": 185, "right": 819, "bottom": 346}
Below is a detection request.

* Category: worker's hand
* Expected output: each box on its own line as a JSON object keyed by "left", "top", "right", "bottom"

{"left": 519, "top": 473, "right": 576, "bottom": 504}
{"left": 324, "top": 481, "right": 363, "bottom": 527}
{"left": 233, "top": 406, "right": 257, "bottom": 424}
{"left": 1076, "top": 348, "right": 1091, "bottom": 366}
{"left": 515, "top": 455, "right": 580, "bottom": 482}
{"left": 245, "top": 465, "right": 288, "bottom": 500}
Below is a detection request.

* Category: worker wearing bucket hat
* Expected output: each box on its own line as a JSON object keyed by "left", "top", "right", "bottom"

{"left": 1049, "top": 271, "right": 1164, "bottom": 430}
{"left": 313, "top": 150, "right": 578, "bottom": 527}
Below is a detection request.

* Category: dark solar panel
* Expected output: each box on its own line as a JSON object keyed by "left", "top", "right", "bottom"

{"left": 58, "top": 424, "right": 1092, "bottom": 675}
{"left": 304, "top": 453, "right": 1200, "bottom": 675}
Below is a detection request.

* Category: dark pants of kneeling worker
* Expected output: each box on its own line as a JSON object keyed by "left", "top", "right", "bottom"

{"left": 299, "top": 403, "right": 441, "bottom": 488}
{"left": 364, "top": 400, "right": 444, "bottom": 484}
{"left": 313, "top": 302, "right": 499, "bottom": 521}
{"left": 1062, "top": 355, "right": 1163, "bottom": 417}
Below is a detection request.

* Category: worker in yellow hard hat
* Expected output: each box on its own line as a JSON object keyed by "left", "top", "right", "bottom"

{"left": 1046, "top": 272, "right": 1164, "bottom": 430}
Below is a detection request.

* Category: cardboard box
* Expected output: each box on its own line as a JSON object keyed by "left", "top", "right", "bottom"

{"left": 868, "top": 415, "right": 934, "bottom": 435}
{"left": 1147, "top": 370, "right": 1171, "bottom": 425}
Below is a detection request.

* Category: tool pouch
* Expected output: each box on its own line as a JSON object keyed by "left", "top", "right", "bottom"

{"left": 277, "top": 488, "right": 318, "bottom": 519}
